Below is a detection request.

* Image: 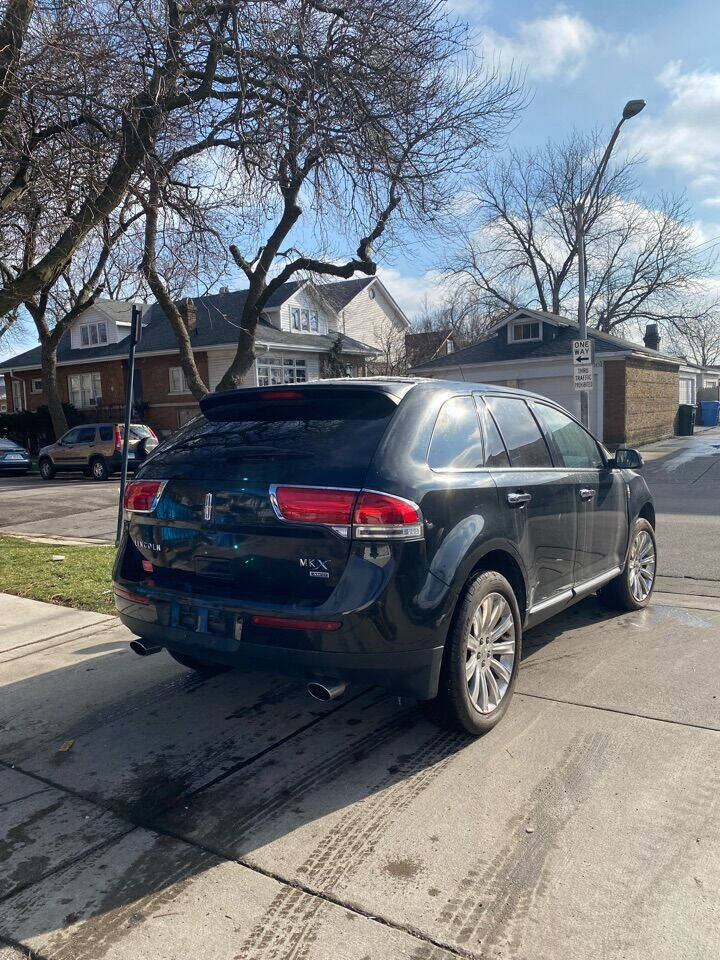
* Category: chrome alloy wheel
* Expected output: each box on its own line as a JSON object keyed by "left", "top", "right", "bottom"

{"left": 628, "top": 529, "right": 656, "bottom": 602}
{"left": 465, "top": 591, "right": 516, "bottom": 714}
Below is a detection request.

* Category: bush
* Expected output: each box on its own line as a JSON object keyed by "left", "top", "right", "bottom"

{"left": 0, "top": 403, "right": 78, "bottom": 452}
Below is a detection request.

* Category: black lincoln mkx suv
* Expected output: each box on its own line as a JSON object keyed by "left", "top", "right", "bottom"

{"left": 113, "top": 378, "right": 656, "bottom": 735}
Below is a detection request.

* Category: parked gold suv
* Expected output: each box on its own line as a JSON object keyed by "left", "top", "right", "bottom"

{"left": 39, "top": 423, "right": 158, "bottom": 481}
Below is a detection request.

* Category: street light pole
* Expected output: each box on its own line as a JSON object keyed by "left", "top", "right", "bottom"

{"left": 575, "top": 99, "right": 646, "bottom": 427}
{"left": 115, "top": 304, "right": 143, "bottom": 545}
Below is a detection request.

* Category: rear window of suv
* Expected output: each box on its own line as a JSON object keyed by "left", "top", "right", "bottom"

{"left": 145, "top": 392, "right": 396, "bottom": 486}
{"left": 485, "top": 396, "right": 552, "bottom": 468}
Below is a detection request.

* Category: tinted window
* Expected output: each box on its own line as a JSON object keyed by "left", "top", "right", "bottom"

{"left": 76, "top": 427, "right": 97, "bottom": 443}
{"left": 533, "top": 404, "right": 604, "bottom": 469}
{"left": 61, "top": 428, "right": 81, "bottom": 444}
{"left": 481, "top": 405, "right": 510, "bottom": 467}
{"left": 485, "top": 397, "right": 552, "bottom": 468}
{"left": 428, "top": 396, "right": 484, "bottom": 470}
{"left": 144, "top": 392, "right": 395, "bottom": 486}
{"left": 99, "top": 425, "right": 114, "bottom": 442}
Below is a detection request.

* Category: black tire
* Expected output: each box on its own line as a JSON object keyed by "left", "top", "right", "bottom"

{"left": 427, "top": 570, "right": 522, "bottom": 736}
{"left": 89, "top": 456, "right": 109, "bottom": 481}
{"left": 599, "top": 517, "right": 657, "bottom": 611}
{"left": 167, "top": 648, "right": 230, "bottom": 675}
{"left": 39, "top": 457, "right": 56, "bottom": 480}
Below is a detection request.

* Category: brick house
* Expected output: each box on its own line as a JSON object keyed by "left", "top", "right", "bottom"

{"left": 410, "top": 307, "right": 717, "bottom": 446}
{"left": 0, "top": 277, "right": 409, "bottom": 435}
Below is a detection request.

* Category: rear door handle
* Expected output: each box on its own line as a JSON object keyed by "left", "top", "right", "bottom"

{"left": 579, "top": 488, "right": 596, "bottom": 501}
{"left": 507, "top": 491, "right": 532, "bottom": 507}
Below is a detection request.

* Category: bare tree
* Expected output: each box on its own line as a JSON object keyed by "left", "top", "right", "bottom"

{"left": 413, "top": 287, "right": 502, "bottom": 344}
{"left": 205, "top": 0, "right": 522, "bottom": 390}
{"left": 448, "top": 131, "right": 711, "bottom": 334}
{"left": 15, "top": 199, "right": 143, "bottom": 436}
{"left": 664, "top": 302, "right": 720, "bottom": 367}
{"left": 0, "top": 1, "right": 231, "bottom": 323}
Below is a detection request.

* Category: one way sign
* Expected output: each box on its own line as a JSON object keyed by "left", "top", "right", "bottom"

{"left": 572, "top": 339, "right": 592, "bottom": 365}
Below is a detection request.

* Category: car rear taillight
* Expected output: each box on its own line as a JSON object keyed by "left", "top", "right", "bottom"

{"left": 270, "top": 485, "right": 422, "bottom": 540}
{"left": 114, "top": 425, "right": 122, "bottom": 452}
{"left": 353, "top": 490, "right": 423, "bottom": 539}
{"left": 123, "top": 480, "right": 166, "bottom": 514}
{"left": 272, "top": 486, "right": 356, "bottom": 525}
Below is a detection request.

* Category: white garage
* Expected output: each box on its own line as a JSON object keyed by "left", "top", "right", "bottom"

{"left": 517, "top": 374, "right": 602, "bottom": 438}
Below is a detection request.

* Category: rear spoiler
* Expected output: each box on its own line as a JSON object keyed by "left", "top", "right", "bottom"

{"left": 200, "top": 382, "right": 411, "bottom": 422}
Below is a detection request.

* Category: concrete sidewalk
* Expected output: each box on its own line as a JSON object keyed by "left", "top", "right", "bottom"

{"left": 1, "top": 592, "right": 719, "bottom": 960}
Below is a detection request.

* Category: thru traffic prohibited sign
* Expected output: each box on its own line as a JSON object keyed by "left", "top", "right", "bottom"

{"left": 572, "top": 339, "right": 592, "bottom": 365}
{"left": 574, "top": 365, "right": 593, "bottom": 391}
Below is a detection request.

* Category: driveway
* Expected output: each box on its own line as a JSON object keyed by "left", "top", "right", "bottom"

{"left": 640, "top": 427, "right": 720, "bottom": 588}
{"left": 1, "top": 591, "right": 718, "bottom": 959}
{"left": 0, "top": 474, "right": 120, "bottom": 542}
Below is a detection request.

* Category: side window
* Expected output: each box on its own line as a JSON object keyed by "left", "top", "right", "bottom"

{"left": 428, "top": 396, "right": 484, "bottom": 470}
{"left": 98, "top": 425, "right": 114, "bottom": 442}
{"left": 76, "top": 427, "right": 97, "bottom": 443}
{"left": 61, "top": 428, "right": 81, "bottom": 444}
{"left": 485, "top": 397, "right": 552, "bottom": 468}
{"left": 533, "top": 404, "right": 604, "bottom": 469}
{"left": 478, "top": 400, "right": 510, "bottom": 467}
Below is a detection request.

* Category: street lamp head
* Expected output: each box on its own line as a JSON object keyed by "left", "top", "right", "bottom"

{"left": 622, "top": 99, "right": 646, "bottom": 120}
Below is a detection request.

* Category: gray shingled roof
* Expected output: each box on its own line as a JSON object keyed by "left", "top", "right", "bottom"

{"left": 0, "top": 283, "right": 377, "bottom": 372}
{"left": 412, "top": 311, "right": 682, "bottom": 371}
{"left": 319, "top": 277, "right": 375, "bottom": 311}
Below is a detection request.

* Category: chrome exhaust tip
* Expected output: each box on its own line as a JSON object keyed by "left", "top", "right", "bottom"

{"left": 307, "top": 680, "right": 347, "bottom": 702}
{"left": 129, "top": 639, "right": 162, "bottom": 657}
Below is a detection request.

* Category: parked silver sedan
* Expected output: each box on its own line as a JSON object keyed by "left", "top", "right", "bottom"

{"left": 0, "top": 437, "right": 31, "bottom": 473}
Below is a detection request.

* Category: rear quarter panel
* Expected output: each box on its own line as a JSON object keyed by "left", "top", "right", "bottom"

{"left": 365, "top": 383, "right": 528, "bottom": 634}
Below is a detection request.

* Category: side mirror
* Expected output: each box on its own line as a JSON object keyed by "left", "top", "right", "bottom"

{"left": 612, "top": 447, "right": 644, "bottom": 470}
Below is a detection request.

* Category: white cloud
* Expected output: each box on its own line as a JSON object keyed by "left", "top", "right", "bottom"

{"left": 482, "top": 12, "right": 600, "bottom": 81}
{"left": 375, "top": 266, "right": 450, "bottom": 318}
{"left": 627, "top": 62, "right": 720, "bottom": 192}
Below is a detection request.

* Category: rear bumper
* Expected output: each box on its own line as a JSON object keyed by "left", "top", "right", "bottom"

{"left": 116, "top": 599, "right": 444, "bottom": 700}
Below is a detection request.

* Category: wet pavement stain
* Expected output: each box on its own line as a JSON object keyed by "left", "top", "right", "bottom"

{"left": 385, "top": 858, "right": 424, "bottom": 879}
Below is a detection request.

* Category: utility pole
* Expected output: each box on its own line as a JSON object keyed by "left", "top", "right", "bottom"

{"left": 115, "top": 304, "right": 143, "bottom": 544}
{"left": 574, "top": 99, "right": 646, "bottom": 427}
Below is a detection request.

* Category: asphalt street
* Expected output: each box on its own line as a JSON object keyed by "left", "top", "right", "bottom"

{"left": 1, "top": 429, "right": 719, "bottom": 580}
{"left": 1, "top": 590, "right": 718, "bottom": 959}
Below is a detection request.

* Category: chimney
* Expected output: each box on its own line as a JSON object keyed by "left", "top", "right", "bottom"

{"left": 644, "top": 322, "right": 660, "bottom": 352}
{"left": 178, "top": 298, "right": 197, "bottom": 333}
{"left": 219, "top": 285, "right": 229, "bottom": 294}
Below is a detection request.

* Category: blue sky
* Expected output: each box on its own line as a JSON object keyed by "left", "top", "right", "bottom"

{"left": 378, "top": 0, "right": 720, "bottom": 312}
{"left": 4, "top": 0, "right": 720, "bottom": 357}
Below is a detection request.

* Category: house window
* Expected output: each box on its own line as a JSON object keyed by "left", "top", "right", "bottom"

{"left": 168, "top": 366, "right": 190, "bottom": 394}
{"left": 445, "top": 340, "right": 454, "bottom": 354}
{"left": 257, "top": 355, "right": 307, "bottom": 386}
{"left": 510, "top": 321, "right": 541, "bottom": 342}
{"left": 11, "top": 379, "right": 26, "bottom": 411}
{"left": 68, "top": 371, "right": 102, "bottom": 408}
{"left": 291, "top": 306, "right": 322, "bottom": 333}
{"left": 31, "top": 378, "right": 43, "bottom": 393}
{"left": 79, "top": 321, "right": 108, "bottom": 347}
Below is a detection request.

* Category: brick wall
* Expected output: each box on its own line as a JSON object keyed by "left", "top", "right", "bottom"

{"left": 603, "top": 359, "right": 626, "bottom": 447}
{"left": 624, "top": 357, "right": 679, "bottom": 446}
{"left": 603, "top": 356, "right": 679, "bottom": 447}
{"left": 3, "top": 353, "right": 209, "bottom": 435}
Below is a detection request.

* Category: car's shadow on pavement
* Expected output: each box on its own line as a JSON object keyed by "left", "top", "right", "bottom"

{"left": 0, "top": 596, "right": 662, "bottom": 953}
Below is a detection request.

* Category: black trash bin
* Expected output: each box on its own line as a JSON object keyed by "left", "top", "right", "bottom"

{"left": 677, "top": 403, "right": 696, "bottom": 436}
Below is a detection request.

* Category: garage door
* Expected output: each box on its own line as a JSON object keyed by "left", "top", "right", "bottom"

{"left": 517, "top": 375, "right": 602, "bottom": 439}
